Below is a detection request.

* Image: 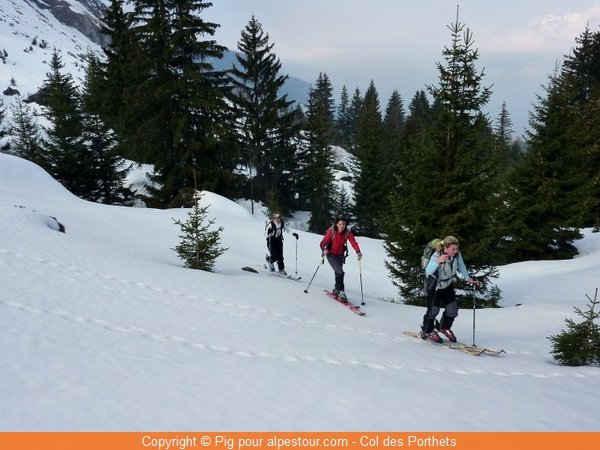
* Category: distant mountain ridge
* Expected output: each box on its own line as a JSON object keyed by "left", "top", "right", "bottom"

{"left": 0, "top": 0, "right": 309, "bottom": 105}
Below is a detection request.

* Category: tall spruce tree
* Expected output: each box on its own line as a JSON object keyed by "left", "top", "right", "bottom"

{"left": 81, "top": 53, "right": 134, "bottom": 205}
{"left": 384, "top": 14, "right": 500, "bottom": 304}
{"left": 300, "top": 72, "right": 336, "bottom": 233}
{"left": 97, "top": 0, "right": 137, "bottom": 150}
{"left": 383, "top": 90, "right": 405, "bottom": 168}
{"left": 392, "top": 89, "right": 433, "bottom": 205}
{"left": 500, "top": 68, "right": 587, "bottom": 261}
{"left": 353, "top": 80, "right": 386, "bottom": 237}
{"left": 493, "top": 102, "right": 520, "bottom": 171}
{"left": 125, "top": 0, "right": 231, "bottom": 207}
{"left": 382, "top": 90, "right": 406, "bottom": 204}
{"left": 334, "top": 85, "right": 350, "bottom": 148}
{"left": 562, "top": 27, "right": 600, "bottom": 229}
{"left": 229, "top": 15, "right": 298, "bottom": 215}
{"left": 40, "top": 49, "right": 97, "bottom": 199}
{"left": 403, "top": 91, "right": 431, "bottom": 134}
{"left": 345, "top": 88, "right": 363, "bottom": 153}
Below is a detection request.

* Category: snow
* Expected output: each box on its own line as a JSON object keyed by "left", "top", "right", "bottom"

{"left": 0, "top": 0, "right": 101, "bottom": 98}
{"left": 1, "top": 153, "right": 599, "bottom": 431}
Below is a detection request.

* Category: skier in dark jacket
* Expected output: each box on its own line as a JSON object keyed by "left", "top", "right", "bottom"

{"left": 319, "top": 218, "right": 362, "bottom": 302}
{"left": 265, "top": 213, "right": 287, "bottom": 275}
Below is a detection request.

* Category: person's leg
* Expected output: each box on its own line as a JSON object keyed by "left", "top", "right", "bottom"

{"left": 273, "top": 240, "right": 285, "bottom": 272}
{"left": 266, "top": 239, "right": 275, "bottom": 271}
{"left": 422, "top": 288, "right": 438, "bottom": 334}
{"left": 327, "top": 254, "right": 346, "bottom": 296}
{"left": 438, "top": 286, "right": 459, "bottom": 342}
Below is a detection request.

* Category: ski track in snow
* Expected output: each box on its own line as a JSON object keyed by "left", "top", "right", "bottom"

{"left": 2, "top": 247, "right": 598, "bottom": 380}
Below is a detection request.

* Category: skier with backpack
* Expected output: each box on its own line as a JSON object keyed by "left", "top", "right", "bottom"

{"left": 421, "top": 235, "right": 475, "bottom": 343}
{"left": 265, "top": 213, "right": 287, "bottom": 276}
{"left": 320, "top": 218, "right": 362, "bottom": 302}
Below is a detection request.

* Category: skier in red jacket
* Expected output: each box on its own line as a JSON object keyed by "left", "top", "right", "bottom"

{"left": 319, "top": 218, "right": 362, "bottom": 302}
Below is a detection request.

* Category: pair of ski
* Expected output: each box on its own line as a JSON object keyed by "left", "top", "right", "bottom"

{"left": 241, "top": 265, "right": 364, "bottom": 316}
{"left": 403, "top": 331, "right": 504, "bottom": 356}
{"left": 324, "top": 289, "right": 366, "bottom": 316}
{"left": 241, "top": 265, "right": 302, "bottom": 281}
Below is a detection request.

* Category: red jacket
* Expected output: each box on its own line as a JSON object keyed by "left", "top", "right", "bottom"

{"left": 320, "top": 226, "right": 361, "bottom": 256}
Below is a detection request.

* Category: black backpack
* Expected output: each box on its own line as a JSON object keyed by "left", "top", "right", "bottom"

{"left": 265, "top": 219, "right": 285, "bottom": 240}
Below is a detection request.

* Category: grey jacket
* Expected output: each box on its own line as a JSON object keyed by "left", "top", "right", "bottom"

{"left": 425, "top": 251, "right": 470, "bottom": 290}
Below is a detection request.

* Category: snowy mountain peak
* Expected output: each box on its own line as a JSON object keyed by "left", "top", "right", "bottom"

{"left": 0, "top": 0, "right": 105, "bottom": 98}
{"left": 24, "top": 0, "right": 109, "bottom": 45}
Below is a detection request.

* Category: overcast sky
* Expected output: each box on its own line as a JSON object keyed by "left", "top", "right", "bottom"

{"left": 205, "top": 0, "right": 600, "bottom": 137}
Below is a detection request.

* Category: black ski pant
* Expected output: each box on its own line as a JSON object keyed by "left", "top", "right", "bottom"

{"left": 267, "top": 237, "right": 285, "bottom": 271}
{"left": 422, "top": 284, "right": 459, "bottom": 333}
{"left": 326, "top": 253, "right": 345, "bottom": 291}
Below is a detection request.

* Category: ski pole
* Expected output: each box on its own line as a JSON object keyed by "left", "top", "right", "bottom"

{"left": 293, "top": 232, "right": 299, "bottom": 275}
{"left": 303, "top": 256, "right": 324, "bottom": 293}
{"left": 359, "top": 258, "right": 365, "bottom": 305}
{"left": 471, "top": 281, "right": 477, "bottom": 346}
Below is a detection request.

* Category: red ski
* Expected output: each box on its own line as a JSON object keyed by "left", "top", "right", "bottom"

{"left": 324, "top": 290, "right": 366, "bottom": 316}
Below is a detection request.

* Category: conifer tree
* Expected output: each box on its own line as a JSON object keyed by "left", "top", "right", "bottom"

{"left": 0, "top": 97, "right": 6, "bottom": 143}
{"left": 335, "top": 85, "right": 350, "bottom": 148}
{"left": 491, "top": 103, "right": 520, "bottom": 247}
{"left": 383, "top": 90, "right": 405, "bottom": 167}
{"left": 549, "top": 289, "right": 600, "bottom": 366}
{"left": 40, "top": 49, "right": 97, "bottom": 199}
{"left": 353, "top": 80, "right": 386, "bottom": 237}
{"left": 501, "top": 69, "right": 584, "bottom": 262}
{"left": 382, "top": 90, "right": 406, "bottom": 202}
{"left": 98, "top": 0, "right": 135, "bottom": 142}
{"left": 383, "top": 93, "right": 436, "bottom": 302}
{"left": 229, "top": 15, "right": 298, "bottom": 214}
{"left": 173, "top": 190, "right": 227, "bottom": 272}
{"left": 562, "top": 27, "right": 600, "bottom": 229}
{"left": 331, "top": 185, "right": 353, "bottom": 224}
{"left": 81, "top": 53, "right": 134, "bottom": 205}
{"left": 406, "top": 91, "right": 431, "bottom": 124}
{"left": 125, "top": 0, "right": 231, "bottom": 207}
{"left": 390, "top": 89, "right": 433, "bottom": 202}
{"left": 579, "top": 94, "right": 600, "bottom": 230}
{"left": 9, "top": 98, "right": 46, "bottom": 167}
{"left": 346, "top": 88, "right": 363, "bottom": 152}
{"left": 401, "top": 90, "right": 432, "bottom": 147}
{"left": 500, "top": 26, "right": 600, "bottom": 259}
{"left": 493, "top": 101, "right": 520, "bottom": 171}
{"left": 268, "top": 105, "right": 302, "bottom": 213}
{"left": 384, "top": 14, "right": 500, "bottom": 303}
{"left": 300, "top": 72, "right": 336, "bottom": 233}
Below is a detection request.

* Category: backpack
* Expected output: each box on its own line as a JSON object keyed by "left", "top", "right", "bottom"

{"left": 421, "top": 238, "right": 442, "bottom": 269}
{"left": 421, "top": 239, "right": 442, "bottom": 294}
{"left": 265, "top": 219, "right": 285, "bottom": 240}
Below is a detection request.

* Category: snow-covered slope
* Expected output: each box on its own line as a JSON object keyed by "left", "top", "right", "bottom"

{"left": 1, "top": 152, "right": 598, "bottom": 431}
